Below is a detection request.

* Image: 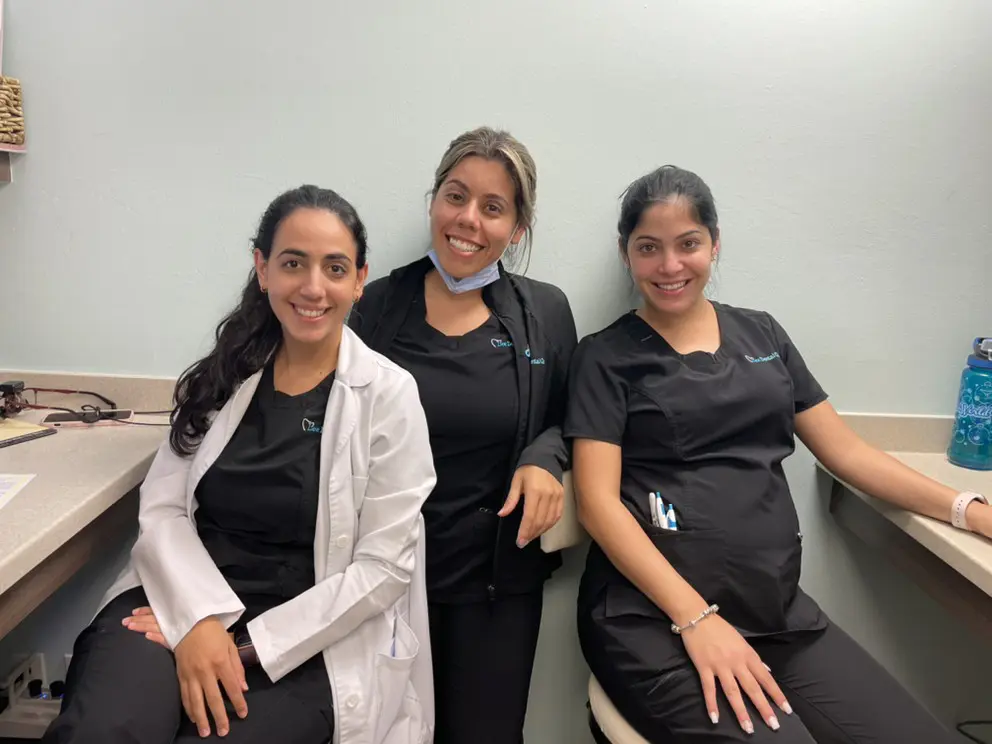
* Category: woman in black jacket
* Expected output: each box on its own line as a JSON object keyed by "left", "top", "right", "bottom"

{"left": 349, "top": 126, "right": 577, "bottom": 744}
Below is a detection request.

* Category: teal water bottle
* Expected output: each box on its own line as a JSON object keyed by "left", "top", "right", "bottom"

{"left": 948, "top": 338, "right": 992, "bottom": 471}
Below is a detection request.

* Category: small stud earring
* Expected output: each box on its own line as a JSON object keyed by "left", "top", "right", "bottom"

{"left": 260, "top": 286, "right": 268, "bottom": 294}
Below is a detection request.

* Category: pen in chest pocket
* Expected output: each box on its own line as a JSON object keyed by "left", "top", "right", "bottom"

{"left": 651, "top": 492, "right": 664, "bottom": 529}
{"left": 648, "top": 491, "right": 679, "bottom": 531}
{"left": 665, "top": 502, "right": 678, "bottom": 531}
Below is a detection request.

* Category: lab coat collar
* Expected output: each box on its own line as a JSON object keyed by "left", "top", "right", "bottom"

{"left": 336, "top": 324, "right": 376, "bottom": 388}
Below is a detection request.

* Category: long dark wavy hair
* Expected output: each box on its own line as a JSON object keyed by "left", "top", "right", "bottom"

{"left": 169, "top": 185, "right": 369, "bottom": 456}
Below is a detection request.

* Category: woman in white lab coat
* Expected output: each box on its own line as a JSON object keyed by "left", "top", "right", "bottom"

{"left": 43, "top": 185, "right": 437, "bottom": 744}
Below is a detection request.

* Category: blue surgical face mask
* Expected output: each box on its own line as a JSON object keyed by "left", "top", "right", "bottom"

{"left": 427, "top": 248, "right": 502, "bottom": 294}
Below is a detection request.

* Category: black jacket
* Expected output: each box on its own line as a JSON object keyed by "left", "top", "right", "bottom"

{"left": 349, "top": 256, "right": 578, "bottom": 599}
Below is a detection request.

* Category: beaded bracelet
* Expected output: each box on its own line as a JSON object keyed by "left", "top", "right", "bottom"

{"left": 671, "top": 604, "right": 720, "bottom": 635}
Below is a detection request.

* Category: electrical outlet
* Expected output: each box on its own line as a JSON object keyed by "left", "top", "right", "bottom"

{"left": 14, "top": 654, "right": 44, "bottom": 691}
{"left": 0, "top": 653, "right": 61, "bottom": 737}
{"left": 0, "top": 653, "right": 28, "bottom": 692}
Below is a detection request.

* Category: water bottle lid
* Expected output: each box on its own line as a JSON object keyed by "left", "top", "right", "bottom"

{"left": 968, "top": 337, "right": 992, "bottom": 369}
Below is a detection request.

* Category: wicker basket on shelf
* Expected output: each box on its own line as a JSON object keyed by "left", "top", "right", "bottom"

{"left": 0, "top": 75, "right": 23, "bottom": 146}
{"left": 0, "top": 0, "right": 23, "bottom": 148}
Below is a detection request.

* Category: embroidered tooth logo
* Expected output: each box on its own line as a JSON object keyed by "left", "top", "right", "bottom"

{"left": 745, "top": 352, "right": 781, "bottom": 364}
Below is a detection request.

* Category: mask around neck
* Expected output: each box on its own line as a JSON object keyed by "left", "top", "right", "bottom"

{"left": 427, "top": 249, "right": 501, "bottom": 294}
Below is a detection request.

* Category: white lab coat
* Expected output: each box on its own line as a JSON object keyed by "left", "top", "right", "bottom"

{"left": 102, "top": 326, "right": 438, "bottom": 744}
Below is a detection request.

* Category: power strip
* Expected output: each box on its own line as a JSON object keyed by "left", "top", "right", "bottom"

{"left": 0, "top": 654, "right": 61, "bottom": 739}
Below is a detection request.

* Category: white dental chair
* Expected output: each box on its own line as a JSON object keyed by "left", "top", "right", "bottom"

{"left": 541, "top": 473, "right": 651, "bottom": 744}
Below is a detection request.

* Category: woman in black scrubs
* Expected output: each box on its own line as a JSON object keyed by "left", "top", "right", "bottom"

{"left": 350, "top": 127, "right": 577, "bottom": 744}
{"left": 44, "top": 186, "right": 436, "bottom": 744}
{"left": 565, "top": 166, "right": 986, "bottom": 743}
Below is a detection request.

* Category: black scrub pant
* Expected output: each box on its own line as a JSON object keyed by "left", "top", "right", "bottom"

{"left": 42, "top": 588, "right": 334, "bottom": 744}
{"left": 581, "top": 611, "right": 956, "bottom": 743}
{"left": 429, "top": 591, "right": 544, "bottom": 744}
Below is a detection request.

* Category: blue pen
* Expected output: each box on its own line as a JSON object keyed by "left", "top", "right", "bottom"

{"left": 666, "top": 503, "right": 677, "bottom": 531}
{"left": 655, "top": 493, "right": 668, "bottom": 530}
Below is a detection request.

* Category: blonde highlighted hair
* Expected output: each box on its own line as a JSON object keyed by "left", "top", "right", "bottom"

{"left": 431, "top": 126, "right": 538, "bottom": 271}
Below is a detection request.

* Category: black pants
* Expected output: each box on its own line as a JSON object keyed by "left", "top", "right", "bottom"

{"left": 429, "top": 591, "right": 544, "bottom": 744}
{"left": 582, "top": 610, "right": 956, "bottom": 743}
{"left": 43, "top": 588, "right": 334, "bottom": 744}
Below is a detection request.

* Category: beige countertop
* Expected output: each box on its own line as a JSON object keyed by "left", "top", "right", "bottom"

{"left": 0, "top": 370, "right": 173, "bottom": 596}
{"left": 819, "top": 413, "right": 992, "bottom": 597}
{"left": 0, "top": 414, "right": 167, "bottom": 595}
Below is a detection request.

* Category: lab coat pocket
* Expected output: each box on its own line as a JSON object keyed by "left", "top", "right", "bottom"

{"left": 375, "top": 693, "right": 428, "bottom": 744}
{"left": 646, "top": 528, "right": 728, "bottom": 607}
{"left": 373, "top": 613, "right": 421, "bottom": 744}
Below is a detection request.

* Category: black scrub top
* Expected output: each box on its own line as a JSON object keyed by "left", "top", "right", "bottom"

{"left": 564, "top": 303, "right": 829, "bottom": 639}
{"left": 195, "top": 363, "right": 333, "bottom": 622}
{"left": 389, "top": 288, "right": 519, "bottom": 601}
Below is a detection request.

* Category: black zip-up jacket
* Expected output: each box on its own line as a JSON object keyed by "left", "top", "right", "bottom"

{"left": 348, "top": 256, "right": 578, "bottom": 600}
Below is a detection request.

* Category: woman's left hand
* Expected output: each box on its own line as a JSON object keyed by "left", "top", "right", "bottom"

{"left": 123, "top": 606, "right": 170, "bottom": 649}
{"left": 499, "top": 465, "right": 565, "bottom": 548}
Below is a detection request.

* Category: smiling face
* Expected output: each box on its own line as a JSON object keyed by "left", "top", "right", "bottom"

{"left": 254, "top": 207, "right": 367, "bottom": 349}
{"left": 428, "top": 156, "right": 526, "bottom": 279}
{"left": 623, "top": 198, "right": 719, "bottom": 318}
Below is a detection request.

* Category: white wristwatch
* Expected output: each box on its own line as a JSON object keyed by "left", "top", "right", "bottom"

{"left": 951, "top": 491, "right": 989, "bottom": 531}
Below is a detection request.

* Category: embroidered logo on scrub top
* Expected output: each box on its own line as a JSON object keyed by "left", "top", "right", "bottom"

{"left": 490, "top": 338, "right": 545, "bottom": 365}
{"left": 745, "top": 352, "right": 781, "bottom": 364}
{"left": 524, "top": 348, "right": 546, "bottom": 366}
{"left": 301, "top": 418, "right": 322, "bottom": 434}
